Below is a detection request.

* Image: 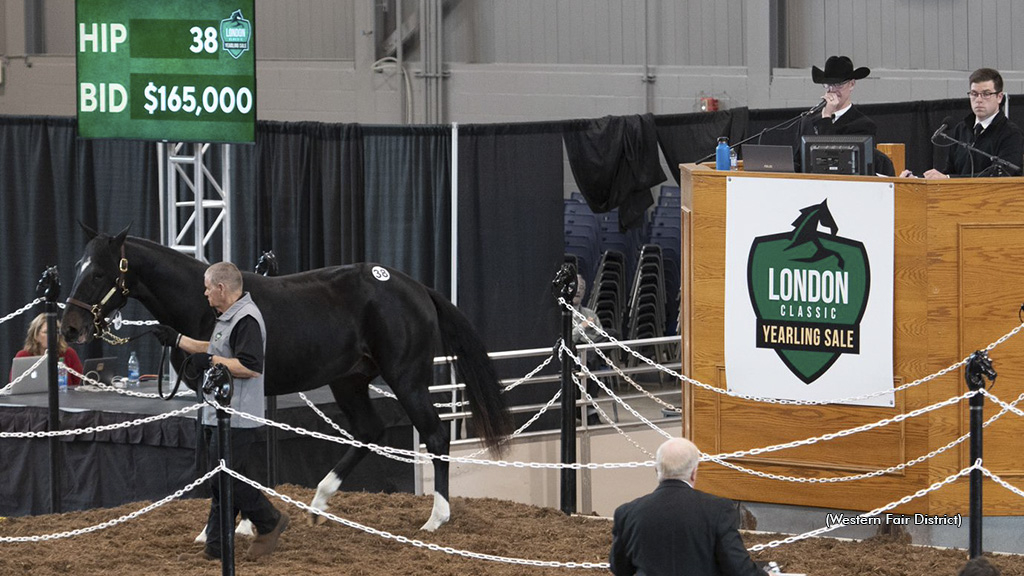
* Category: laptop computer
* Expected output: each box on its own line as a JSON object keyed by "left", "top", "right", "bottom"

{"left": 83, "top": 356, "right": 117, "bottom": 386}
{"left": 742, "top": 144, "right": 795, "bottom": 173}
{"left": 5, "top": 355, "right": 50, "bottom": 395}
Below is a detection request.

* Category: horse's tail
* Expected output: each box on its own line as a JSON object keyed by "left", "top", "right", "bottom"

{"left": 428, "top": 289, "right": 513, "bottom": 455}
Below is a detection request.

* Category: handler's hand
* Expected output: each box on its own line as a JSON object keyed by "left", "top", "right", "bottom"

{"left": 187, "top": 353, "right": 213, "bottom": 372}
{"left": 151, "top": 324, "right": 180, "bottom": 347}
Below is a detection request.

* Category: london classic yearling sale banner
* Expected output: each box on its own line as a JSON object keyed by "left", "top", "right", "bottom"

{"left": 723, "top": 177, "right": 894, "bottom": 407}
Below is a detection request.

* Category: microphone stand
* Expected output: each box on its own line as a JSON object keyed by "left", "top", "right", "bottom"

{"left": 696, "top": 105, "right": 822, "bottom": 164}
{"left": 935, "top": 132, "right": 1022, "bottom": 176}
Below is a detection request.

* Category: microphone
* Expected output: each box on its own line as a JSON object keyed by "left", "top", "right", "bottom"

{"left": 802, "top": 99, "right": 827, "bottom": 117}
{"left": 932, "top": 116, "right": 954, "bottom": 141}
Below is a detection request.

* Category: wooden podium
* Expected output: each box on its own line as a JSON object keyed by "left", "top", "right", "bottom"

{"left": 680, "top": 162, "right": 1024, "bottom": 515}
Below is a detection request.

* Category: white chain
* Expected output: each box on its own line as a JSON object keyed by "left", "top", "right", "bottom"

{"left": 221, "top": 464, "right": 610, "bottom": 570}
{"left": 563, "top": 343, "right": 672, "bottom": 459}
{"left": 0, "top": 403, "right": 204, "bottom": 438}
{"left": 0, "top": 298, "right": 43, "bottom": 326}
{"left": 557, "top": 298, "right": 1023, "bottom": 406}
{"left": 979, "top": 389, "right": 1024, "bottom": 418}
{"left": 219, "top": 404, "right": 653, "bottom": 471}
{"left": 461, "top": 388, "right": 566, "bottom": 459}
{"left": 65, "top": 366, "right": 194, "bottom": 399}
{"left": 707, "top": 390, "right": 978, "bottom": 461}
{"left": 572, "top": 323, "right": 680, "bottom": 413}
{"left": 1, "top": 354, "right": 48, "bottom": 395}
{"left": 571, "top": 370, "right": 659, "bottom": 458}
{"left": 979, "top": 465, "right": 1024, "bottom": 500}
{"left": 367, "top": 354, "right": 554, "bottom": 409}
{"left": 705, "top": 392, "right": 1022, "bottom": 483}
{"left": 747, "top": 460, "right": 981, "bottom": 552}
{"left": 0, "top": 465, "right": 220, "bottom": 542}
{"left": 296, "top": 392, "right": 421, "bottom": 464}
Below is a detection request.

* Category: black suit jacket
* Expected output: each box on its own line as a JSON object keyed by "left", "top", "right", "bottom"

{"left": 941, "top": 111, "right": 1024, "bottom": 177}
{"left": 793, "top": 105, "right": 878, "bottom": 171}
{"left": 609, "top": 479, "right": 762, "bottom": 576}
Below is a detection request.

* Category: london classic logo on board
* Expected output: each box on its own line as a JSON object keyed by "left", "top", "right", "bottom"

{"left": 221, "top": 10, "right": 252, "bottom": 59}
{"left": 746, "top": 199, "right": 870, "bottom": 384}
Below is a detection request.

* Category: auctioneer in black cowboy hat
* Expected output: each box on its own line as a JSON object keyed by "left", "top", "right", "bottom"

{"left": 811, "top": 56, "right": 870, "bottom": 84}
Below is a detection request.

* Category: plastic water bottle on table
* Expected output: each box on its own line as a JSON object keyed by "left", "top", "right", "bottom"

{"left": 127, "top": 351, "right": 140, "bottom": 388}
{"left": 57, "top": 359, "right": 67, "bottom": 393}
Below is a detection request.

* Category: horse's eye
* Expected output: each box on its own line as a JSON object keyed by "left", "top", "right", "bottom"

{"left": 92, "top": 271, "right": 104, "bottom": 280}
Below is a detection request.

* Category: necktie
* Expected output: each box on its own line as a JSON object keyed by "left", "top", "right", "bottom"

{"left": 974, "top": 123, "right": 984, "bottom": 142}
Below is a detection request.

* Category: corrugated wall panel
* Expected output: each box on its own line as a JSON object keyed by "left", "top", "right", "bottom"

{"left": 444, "top": 0, "right": 745, "bottom": 66}
{"left": 255, "top": 0, "right": 354, "bottom": 60}
{"left": 787, "top": 0, "right": 1024, "bottom": 72}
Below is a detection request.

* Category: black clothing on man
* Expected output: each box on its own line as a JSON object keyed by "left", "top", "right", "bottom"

{"left": 609, "top": 479, "right": 762, "bottom": 576}
{"left": 940, "top": 111, "right": 1024, "bottom": 177}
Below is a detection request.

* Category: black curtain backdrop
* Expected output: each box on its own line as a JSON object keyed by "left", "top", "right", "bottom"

{"left": 232, "top": 121, "right": 366, "bottom": 275}
{"left": 363, "top": 125, "right": 451, "bottom": 293}
{"left": 457, "top": 122, "right": 566, "bottom": 421}
{"left": 457, "top": 122, "right": 564, "bottom": 354}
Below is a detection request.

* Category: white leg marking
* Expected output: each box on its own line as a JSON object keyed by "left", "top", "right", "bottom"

{"left": 419, "top": 493, "right": 451, "bottom": 531}
{"left": 235, "top": 518, "right": 255, "bottom": 537}
{"left": 196, "top": 517, "right": 254, "bottom": 542}
{"left": 311, "top": 471, "right": 342, "bottom": 512}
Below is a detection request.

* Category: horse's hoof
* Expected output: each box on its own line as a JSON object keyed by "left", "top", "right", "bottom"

{"left": 419, "top": 493, "right": 451, "bottom": 531}
{"left": 307, "top": 511, "right": 328, "bottom": 526}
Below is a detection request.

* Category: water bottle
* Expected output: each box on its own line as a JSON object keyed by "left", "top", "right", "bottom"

{"left": 127, "top": 352, "right": 140, "bottom": 388}
{"left": 57, "top": 359, "right": 68, "bottom": 393}
{"left": 715, "top": 136, "right": 731, "bottom": 171}
{"left": 730, "top": 146, "right": 738, "bottom": 170}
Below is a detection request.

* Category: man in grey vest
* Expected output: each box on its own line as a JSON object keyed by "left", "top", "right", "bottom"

{"left": 155, "top": 261, "right": 288, "bottom": 562}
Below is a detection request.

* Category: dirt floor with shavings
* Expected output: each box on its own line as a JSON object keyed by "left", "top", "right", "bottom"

{"left": 1, "top": 485, "right": 1021, "bottom": 575}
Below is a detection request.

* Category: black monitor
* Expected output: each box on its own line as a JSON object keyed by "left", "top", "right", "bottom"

{"left": 800, "top": 135, "right": 874, "bottom": 175}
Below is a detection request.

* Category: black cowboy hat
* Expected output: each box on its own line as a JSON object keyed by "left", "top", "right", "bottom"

{"left": 811, "top": 56, "right": 870, "bottom": 85}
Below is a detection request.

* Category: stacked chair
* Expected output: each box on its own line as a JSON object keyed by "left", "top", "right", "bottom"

{"left": 648, "top": 185, "right": 683, "bottom": 335}
{"left": 587, "top": 250, "right": 627, "bottom": 340}
{"left": 624, "top": 244, "right": 672, "bottom": 383}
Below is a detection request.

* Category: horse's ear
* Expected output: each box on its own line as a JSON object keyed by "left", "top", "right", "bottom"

{"left": 79, "top": 221, "right": 99, "bottom": 240}
{"left": 113, "top": 223, "right": 132, "bottom": 246}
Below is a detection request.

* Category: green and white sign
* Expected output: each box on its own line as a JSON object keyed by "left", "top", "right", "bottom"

{"left": 76, "top": 0, "right": 256, "bottom": 143}
{"left": 724, "top": 177, "right": 894, "bottom": 407}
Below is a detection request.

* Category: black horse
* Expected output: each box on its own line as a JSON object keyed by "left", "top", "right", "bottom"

{"left": 60, "top": 226, "right": 513, "bottom": 531}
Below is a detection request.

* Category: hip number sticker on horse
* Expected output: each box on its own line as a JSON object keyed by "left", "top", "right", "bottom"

{"left": 371, "top": 266, "right": 391, "bottom": 281}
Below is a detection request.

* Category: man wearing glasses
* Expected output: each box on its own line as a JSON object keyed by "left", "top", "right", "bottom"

{"left": 904, "top": 68, "right": 1023, "bottom": 178}
{"left": 798, "top": 55, "right": 877, "bottom": 141}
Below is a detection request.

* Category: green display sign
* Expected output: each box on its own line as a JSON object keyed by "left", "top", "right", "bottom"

{"left": 76, "top": 0, "right": 256, "bottom": 143}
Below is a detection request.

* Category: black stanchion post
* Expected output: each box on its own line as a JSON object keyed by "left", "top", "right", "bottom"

{"left": 256, "top": 251, "right": 278, "bottom": 488}
{"left": 551, "top": 263, "right": 578, "bottom": 516}
{"left": 37, "top": 267, "right": 61, "bottom": 514}
{"left": 207, "top": 364, "right": 235, "bottom": 576}
{"left": 964, "top": 350, "right": 996, "bottom": 559}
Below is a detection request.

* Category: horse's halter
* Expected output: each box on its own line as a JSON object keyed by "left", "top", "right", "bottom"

{"left": 66, "top": 244, "right": 131, "bottom": 345}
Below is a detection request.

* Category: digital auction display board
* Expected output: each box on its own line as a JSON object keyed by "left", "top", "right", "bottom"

{"left": 76, "top": 0, "right": 256, "bottom": 143}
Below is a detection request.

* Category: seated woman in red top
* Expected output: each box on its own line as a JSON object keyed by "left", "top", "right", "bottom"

{"left": 14, "top": 313, "right": 83, "bottom": 386}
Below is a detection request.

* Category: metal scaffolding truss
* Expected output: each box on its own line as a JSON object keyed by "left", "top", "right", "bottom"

{"left": 157, "top": 142, "right": 232, "bottom": 264}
